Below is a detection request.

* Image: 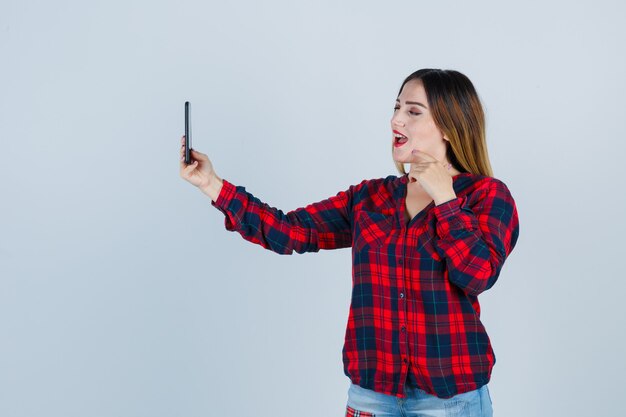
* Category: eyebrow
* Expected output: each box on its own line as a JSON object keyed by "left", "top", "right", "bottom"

{"left": 395, "top": 98, "right": 427, "bottom": 109}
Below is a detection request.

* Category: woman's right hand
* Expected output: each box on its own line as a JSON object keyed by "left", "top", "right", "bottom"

{"left": 179, "top": 135, "right": 217, "bottom": 191}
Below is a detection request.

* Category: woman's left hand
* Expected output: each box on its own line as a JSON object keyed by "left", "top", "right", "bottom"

{"left": 408, "top": 149, "right": 457, "bottom": 205}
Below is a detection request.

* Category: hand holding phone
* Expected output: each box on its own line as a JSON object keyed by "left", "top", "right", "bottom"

{"left": 179, "top": 103, "right": 223, "bottom": 200}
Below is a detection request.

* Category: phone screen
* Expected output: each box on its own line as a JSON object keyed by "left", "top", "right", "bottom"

{"left": 184, "top": 101, "right": 192, "bottom": 164}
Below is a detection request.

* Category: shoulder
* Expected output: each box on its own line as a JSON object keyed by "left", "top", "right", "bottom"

{"left": 482, "top": 176, "right": 516, "bottom": 204}
{"left": 344, "top": 175, "right": 400, "bottom": 211}
{"left": 453, "top": 174, "right": 518, "bottom": 222}
{"left": 348, "top": 174, "right": 398, "bottom": 193}
{"left": 461, "top": 174, "right": 515, "bottom": 199}
{"left": 462, "top": 175, "right": 518, "bottom": 224}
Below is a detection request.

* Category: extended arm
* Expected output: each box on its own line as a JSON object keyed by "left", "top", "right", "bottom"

{"left": 208, "top": 177, "right": 359, "bottom": 255}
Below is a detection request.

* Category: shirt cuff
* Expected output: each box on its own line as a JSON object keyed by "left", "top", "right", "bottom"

{"left": 210, "top": 179, "right": 235, "bottom": 208}
{"left": 433, "top": 196, "right": 464, "bottom": 220}
{"left": 432, "top": 195, "right": 477, "bottom": 234}
{"left": 210, "top": 179, "right": 244, "bottom": 232}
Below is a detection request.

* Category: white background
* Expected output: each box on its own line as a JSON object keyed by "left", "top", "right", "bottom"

{"left": 1, "top": 0, "right": 625, "bottom": 416}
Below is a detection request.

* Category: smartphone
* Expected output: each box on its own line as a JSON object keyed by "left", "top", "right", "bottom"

{"left": 184, "top": 101, "right": 192, "bottom": 164}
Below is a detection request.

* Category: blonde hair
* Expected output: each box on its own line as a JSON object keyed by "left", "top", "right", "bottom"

{"left": 393, "top": 69, "right": 494, "bottom": 177}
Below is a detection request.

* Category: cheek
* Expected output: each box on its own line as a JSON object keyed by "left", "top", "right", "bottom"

{"left": 411, "top": 127, "right": 434, "bottom": 141}
{"left": 407, "top": 129, "right": 443, "bottom": 153}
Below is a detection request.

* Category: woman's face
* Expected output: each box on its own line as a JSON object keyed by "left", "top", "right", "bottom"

{"left": 391, "top": 79, "right": 450, "bottom": 165}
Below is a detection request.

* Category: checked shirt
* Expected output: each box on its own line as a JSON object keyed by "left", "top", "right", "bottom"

{"left": 210, "top": 172, "right": 520, "bottom": 399}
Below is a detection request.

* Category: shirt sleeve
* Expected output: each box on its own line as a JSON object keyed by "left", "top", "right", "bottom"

{"left": 210, "top": 179, "right": 357, "bottom": 255}
{"left": 431, "top": 179, "right": 520, "bottom": 296}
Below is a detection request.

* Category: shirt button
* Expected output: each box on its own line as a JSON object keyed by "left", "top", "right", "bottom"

{"left": 401, "top": 326, "right": 406, "bottom": 332}
{"left": 402, "top": 357, "right": 408, "bottom": 364}
{"left": 400, "top": 292, "right": 405, "bottom": 299}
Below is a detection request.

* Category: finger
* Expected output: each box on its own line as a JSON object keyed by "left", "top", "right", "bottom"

{"left": 410, "top": 149, "right": 437, "bottom": 163}
{"left": 183, "top": 160, "right": 198, "bottom": 175}
{"left": 190, "top": 148, "right": 208, "bottom": 161}
{"left": 180, "top": 152, "right": 195, "bottom": 164}
{"left": 410, "top": 163, "right": 429, "bottom": 170}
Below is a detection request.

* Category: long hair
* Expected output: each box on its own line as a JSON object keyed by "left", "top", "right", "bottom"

{"left": 393, "top": 69, "right": 493, "bottom": 177}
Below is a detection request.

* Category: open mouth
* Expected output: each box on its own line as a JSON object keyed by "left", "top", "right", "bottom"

{"left": 394, "top": 131, "right": 409, "bottom": 147}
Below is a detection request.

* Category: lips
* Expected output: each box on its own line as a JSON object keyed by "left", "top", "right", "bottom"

{"left": 393, "top": 130, "right": 409, "bottom": 146}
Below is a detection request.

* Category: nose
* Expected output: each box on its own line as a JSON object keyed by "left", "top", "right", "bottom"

{"left": 391, "top": 112, "right": 406, "bottom": 128}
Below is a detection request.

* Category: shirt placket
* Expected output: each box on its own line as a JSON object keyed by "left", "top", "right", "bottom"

{"left": 403, "top": 219, "right": 426, "bottom": 390}
{"left": 399, "top": 222, "right": 410, "bottom": 380}
{"left": 395, "top": 177, "right": 428, "bottom": 392}
{"left": 395, "top": 181, "right": 411, "bottom": 390}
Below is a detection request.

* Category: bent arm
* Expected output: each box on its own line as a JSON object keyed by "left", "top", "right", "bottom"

{"left": 432, "top": 180, "right": 520, "bottom": 296}
{"left": 210, "top": 178, "right": 358, "bottom": 254}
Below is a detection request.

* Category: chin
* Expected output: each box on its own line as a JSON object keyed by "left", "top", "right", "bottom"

{"left": 392, "top": 150, "right": 412, "bottom": 164}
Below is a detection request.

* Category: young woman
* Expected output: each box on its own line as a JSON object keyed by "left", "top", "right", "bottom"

{"left": 179, "top": 68, "right": 520, "bottom": 417}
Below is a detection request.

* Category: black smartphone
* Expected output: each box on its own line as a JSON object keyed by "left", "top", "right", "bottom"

{"left": 184, "top": 101, "right": 192, "bottom": 164}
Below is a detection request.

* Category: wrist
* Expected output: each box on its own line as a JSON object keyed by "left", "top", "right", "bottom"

{"left": 201, "top": 174, "right": 224, "bottom": 202}
{"left": 434, "top": 192, "right": 457, "bottom": 206}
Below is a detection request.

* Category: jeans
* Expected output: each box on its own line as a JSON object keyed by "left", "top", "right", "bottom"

{"left": 345, "top": 382, "right": 493, "bottom": 417}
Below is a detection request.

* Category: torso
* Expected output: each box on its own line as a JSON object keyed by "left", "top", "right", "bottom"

{"left": 404, "top": 183, "right": 434, "bottom": 225}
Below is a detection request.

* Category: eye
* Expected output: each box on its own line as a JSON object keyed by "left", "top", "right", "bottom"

{"left": 393, "top": 106, "right": 420, "bottom": 116}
